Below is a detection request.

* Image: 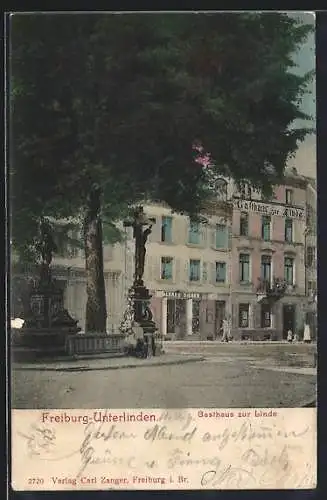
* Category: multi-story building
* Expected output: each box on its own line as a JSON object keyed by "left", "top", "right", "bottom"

{"left": 11, "top": 169, "right": 313, "bottom": 341}
{"left": 141, "top": 199, "right": 233, "bottom": 340}
{"left": 231, "top": 169, "right": 307, "bottom": 340}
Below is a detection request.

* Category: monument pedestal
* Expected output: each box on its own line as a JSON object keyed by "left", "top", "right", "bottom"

{"left": 132, "top": 283, "right": 158, "bottom": 357}
{"left": 120, "top": 283, "right": 159, "bottom": 357}
{"left": 12, "top": 278, "right": 81, "bottom": 361}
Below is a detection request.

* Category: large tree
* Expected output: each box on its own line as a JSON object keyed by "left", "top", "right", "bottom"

{"left": 10, "top": 13, "right": 314, "bottom": 332}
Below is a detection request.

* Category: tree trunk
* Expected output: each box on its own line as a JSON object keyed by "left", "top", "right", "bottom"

{"left": 84, "top": 186, "right": 107, "bottom": 333}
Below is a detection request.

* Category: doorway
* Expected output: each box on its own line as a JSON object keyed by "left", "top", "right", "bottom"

{"left": 282, "top": 304, "right": 295, "bottom": 339}
{"left": 261, "top": 303, "right": 272, "bottom": 328}
{"left": 192, "top": 299, "right": 201, "bottom": 334}
{"left": 215, "top": 300, "right": 226, "bottom": 338}
{"left": 167, "top": 299, "right": 186, "bottom": 338}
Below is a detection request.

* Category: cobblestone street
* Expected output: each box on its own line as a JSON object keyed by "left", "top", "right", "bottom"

{"left": 12, "top": 342, "right": 316, "bottom": 409}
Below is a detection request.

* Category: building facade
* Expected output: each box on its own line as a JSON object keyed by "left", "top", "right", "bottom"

{"left": 142, "top": 200, "right": 233, "bottom": 340}
{"left": 230, "top": 174, "right": 307, "bottom": 339}
{"left": 11, "top": 172, "right": 314, "bottom": 340}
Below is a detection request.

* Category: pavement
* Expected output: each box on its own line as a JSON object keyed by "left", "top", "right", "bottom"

{"left": 163, "top": 340, "right": 317, "bottom": 346}
{"left": 11, "top": 341, "right": 316, "bottom": 409}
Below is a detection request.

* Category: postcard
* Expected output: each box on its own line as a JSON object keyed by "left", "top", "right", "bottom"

{"left": 9, "top": 10, "right": 317, "bottom": 491}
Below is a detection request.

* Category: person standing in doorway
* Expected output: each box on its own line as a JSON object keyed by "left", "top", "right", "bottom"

{"left": 216, "top": 319, "right": 223, "bottom": 340}
{"left": 287, "top": 329, "right": 293, "bottom": 343}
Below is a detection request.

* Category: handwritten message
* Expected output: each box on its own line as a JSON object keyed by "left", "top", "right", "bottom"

{"left": 12, "top": 408, "right": 316, "bottom": 490}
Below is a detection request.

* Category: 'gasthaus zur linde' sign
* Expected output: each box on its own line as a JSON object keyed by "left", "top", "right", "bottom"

{"left": 233, "top": 199, "right": 305, "bottom": 219}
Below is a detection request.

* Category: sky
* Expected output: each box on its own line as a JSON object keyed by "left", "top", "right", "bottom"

{"left": 287, "top": 12, "right": 316, "bottom": 179}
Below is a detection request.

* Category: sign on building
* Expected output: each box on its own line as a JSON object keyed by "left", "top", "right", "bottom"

{"left": 158, "top": 291, "right": 202, "bottom": 300}
{"left": 233, "top": 199, "right": 305, "bottom": 219}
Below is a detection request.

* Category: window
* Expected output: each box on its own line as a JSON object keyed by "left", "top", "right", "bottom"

{"left": 284, "top": 257, "right": 294, "bottom": 285}
{"left": 240, "top": 213, "right": 249, "bottom": 236}
{"left": 261, "top": 255, "right": 272, "bottom": 285}
{"left": 261, "top": 303, "right": 271, "bottom": 328}
{"left": 188, "top": 221, "right": 200, "bottom": 245}
{"left": 189, "top": 259, "right": 200, "bottom": 281}
{"left": 285, "top": 218, "right": 293, "bottom": 243}
{"left": 239, "top": 253, "right": 250, "bottom": 283}
{"left": 161, "top": 216, "right": 172, "bottom": 242}
{"left": 306, "top": 246, "right": 315, "bottom": 267}
{"left": 261, "top": 216, "right": 271, "bottom": 241}
{"left": 285, "top": 189, "right": 293, "bottom": 205}
{"left": 161, "top": 257, "right": 173, "bottom": 280}
{"left": 215, "top": 262, "right": 227, "bottom": 283}
{"left": 215, "top": 224, "right": 227, "bottom": 248}
{"left": 239, "top": 303, "right": 249, "bottom": 328}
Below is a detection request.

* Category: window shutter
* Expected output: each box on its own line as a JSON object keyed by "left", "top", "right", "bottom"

{"left": 157, "top": 255, "right": 162, "bottom": 281}
{"left": 175, "top": 258, "right": 181, "bottom": 283}
{"left": 149, "top": 217, "right": 161, "bottom": 243}
{"left": 224, "top": 226, "right": 228, "bottom": 248}
{"left": 228, "top": 227, "right": 232, "bottom": 248}
{"left": 184, "top": 259, "right": 189, "bottom": 282}
{"left": 202, "top": 261, "right": 208, "bottom": 282}
{"left": 211, "top": 262, "right": 216, "bottom": 284}
{"left": 168, "top": 217, "right": 173, "bottom": 243}
{"left": 201, "top": 224, "right": 206, "bottom": 246}
{"left": 223, "top": 263, "right": 227, "bottom": 282}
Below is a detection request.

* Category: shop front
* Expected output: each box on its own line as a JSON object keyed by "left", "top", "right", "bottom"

{"left": 151, "top": 290, "right": 220, "bottom": 340}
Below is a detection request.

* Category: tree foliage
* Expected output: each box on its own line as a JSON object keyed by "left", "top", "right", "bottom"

{"left": 10, "top": 13, "right": 313, "bottom": 252}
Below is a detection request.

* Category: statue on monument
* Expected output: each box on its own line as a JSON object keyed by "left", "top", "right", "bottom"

{"left": 35, "top": 217, "right": 58, "bottom": 284}
{"left": 132, "top": 207, "right": 155, "bottom": 285}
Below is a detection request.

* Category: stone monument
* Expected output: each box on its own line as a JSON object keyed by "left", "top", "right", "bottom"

{"left": 120, "top": 207, "right": 158, "bottom": 356}
{"left": 12, "top": 218, "right": 80, "bottom": 359}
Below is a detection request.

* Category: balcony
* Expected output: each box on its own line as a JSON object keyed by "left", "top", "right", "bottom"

{"left": 256, "top": 277, "right": 288, "bottom": 303}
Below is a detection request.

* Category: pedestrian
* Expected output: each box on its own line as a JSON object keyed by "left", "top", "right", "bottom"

{"left": 221, "top": 318, "right": 229, "bottom": 342}
{"left": 216, "top": 319, "right": 223, "bottom": 340}
{"left": 227, "top": 316, "right": 233, "bottom": 341}
{"left": 303, "top": 323, "right": 311, "bottom": 344}
{"left": 293, "top": 332, "right": 299, "bottom": 343}
{"left": 287, "top": 329, "right": 293, "bottom": 343}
